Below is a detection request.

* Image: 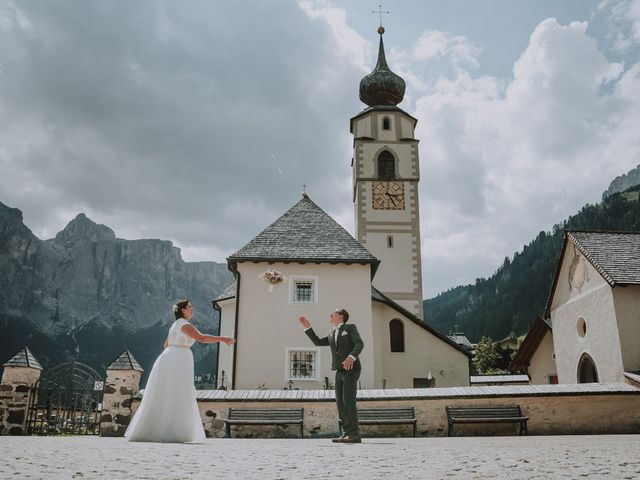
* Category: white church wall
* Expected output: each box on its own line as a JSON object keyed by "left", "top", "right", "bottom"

{"left": 229, "top": 262, "right": 375, "bottom": 390}
{"left": 528, "top": 330, "right": 557, "bottom": 385}
{"left": 215, "top": 297, "right": 236, "bottom": 390}
{"left": 366, "top": 231, "right": 415, "bottom": 294}
{"left": 550, "top": 247, "right": 625, "bottom": 383}
{"left": 372, "top": 302, "right": 470, "bottom": 388}
{"left": 612, "top": 284, "right": 640, "bottom": 373}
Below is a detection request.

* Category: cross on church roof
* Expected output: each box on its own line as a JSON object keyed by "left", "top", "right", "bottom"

{"left": 372, "top": 4, "right": 390, "bottom": 27}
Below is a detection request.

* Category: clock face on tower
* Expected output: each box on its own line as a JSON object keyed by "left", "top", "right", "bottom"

{"left": 372, "top": 181, "right": 405, "bottom": 210}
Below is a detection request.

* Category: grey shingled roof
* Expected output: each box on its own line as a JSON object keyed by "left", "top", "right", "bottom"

{"left": 2, "top": 346, "right": 42, "bottom": 370}
{"left": 228, "top": 195, "right": 379, "bottom": 272}
{"left": 107, "top": 349, "right": 143, "bottom": 372}
{"left": 567, "top": 230, "right": 640, "bottom": 285}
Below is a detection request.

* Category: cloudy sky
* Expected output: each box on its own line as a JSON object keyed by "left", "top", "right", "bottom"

{"left": 2, "top": 0, "right": 640, "bottom": 298}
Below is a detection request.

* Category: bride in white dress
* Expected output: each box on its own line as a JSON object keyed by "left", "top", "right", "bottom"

{"left": 125, "top": 299, "right": 235, "bottom": 443}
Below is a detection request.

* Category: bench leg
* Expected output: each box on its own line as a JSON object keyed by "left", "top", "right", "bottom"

{"left": 225, "top": 423, "right": 231, "bottom": 439}
{"left": 413, "top": 422, "right": 417, "bottom": 437}
{"left": 448, "top": 422, "right": 453, "bottom": 437}
{"left": 521, "top": 421, "right": 528, "bottom": 436}
{"left": 300, "top": 423, "right": 304, "bottom": 439}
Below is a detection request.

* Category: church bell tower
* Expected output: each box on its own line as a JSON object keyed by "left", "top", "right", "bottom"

{"left": 351, "top": 26, "right": 424, "bottom": 318}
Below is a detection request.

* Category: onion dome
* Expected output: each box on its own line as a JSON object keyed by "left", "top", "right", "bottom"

{"left": 359, "top": 26, "right": 405, "bottom": 107}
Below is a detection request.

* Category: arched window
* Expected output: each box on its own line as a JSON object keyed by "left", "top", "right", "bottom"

{"left": 577, "top": 353, "right": 598, "bottom": 383}
{"left": 377, "top": 150, "right": 395, "bottom": 179}
{"left": 382, "top": 116, "right": 391, "bottom": 130}
{"left": 389, "top": 319, "right": 405, "bottom": 352}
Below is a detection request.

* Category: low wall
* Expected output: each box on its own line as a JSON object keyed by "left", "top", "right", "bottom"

{"left": 129, "top": 383, "right": 640, "bottom": 438}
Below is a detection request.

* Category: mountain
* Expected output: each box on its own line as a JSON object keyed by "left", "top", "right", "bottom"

{"left": 603, "top": 164, "right": 640, "bottom": 199}
{"left": 0, "top": 202, "right": 234, "bottom": 382}
{"left": 423, "top": 184, "right": 640, "bottom": 342}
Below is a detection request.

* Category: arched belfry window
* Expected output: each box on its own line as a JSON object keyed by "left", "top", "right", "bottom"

{"left": 377, "top": 150, "right": 396, "bottom": 180}
{"left": 382, "top": 116, "right": 391, "bottom": 130}
{"left": 577, "top": 353, "right": 598, "bottom": 383}
{"left": 389, "top": 319, "right": 405, "bottom": 353}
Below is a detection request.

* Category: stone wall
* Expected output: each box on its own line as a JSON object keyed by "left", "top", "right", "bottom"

{"left": 0, "top": 367, "right": 41, "bottom": 435}
{"left": 99, "top": 369, "right": 142, "bottom": 437}
{"left": 128, "top": 383, "right": 640, "bottom": 438}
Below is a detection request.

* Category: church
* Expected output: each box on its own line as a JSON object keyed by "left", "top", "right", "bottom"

{"left": 213, "top": 28, "right": 471, "bottom": 390}
{"left": 512, "top": 230, "right": 640, "bottom": 387}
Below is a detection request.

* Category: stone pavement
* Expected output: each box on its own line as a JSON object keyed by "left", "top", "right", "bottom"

{"left": 1, "top": 435, "right": 639, "bottom": 479}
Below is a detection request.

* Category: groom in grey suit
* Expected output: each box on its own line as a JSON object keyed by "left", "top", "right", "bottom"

{"left": 298, "top": 309, "right": 364, "bottom": 443}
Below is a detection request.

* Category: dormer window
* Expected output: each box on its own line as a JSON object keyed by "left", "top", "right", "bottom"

{"left": 382, "top": 116, "right": 391, "bottom": 130}
{"left": 377, "top": 150, "right": 395, "bottom": 179}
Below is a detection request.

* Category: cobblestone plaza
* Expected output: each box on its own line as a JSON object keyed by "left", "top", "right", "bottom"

{"left": 1, "top": 434, "right": 639, "bottom": 479}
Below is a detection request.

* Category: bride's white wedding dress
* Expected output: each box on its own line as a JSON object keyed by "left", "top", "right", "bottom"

{"left": 125, "top": 318, "right": 206, "bottom": 443}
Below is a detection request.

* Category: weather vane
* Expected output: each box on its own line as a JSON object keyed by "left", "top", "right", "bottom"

{"left": 372, "top": 4, "right": 390, "bottom": 28}
{"left": 302, "top": 183, "right": 308, "bottom": 194}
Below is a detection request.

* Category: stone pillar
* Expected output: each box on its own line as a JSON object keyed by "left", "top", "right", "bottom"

{"left": 100, "top": 349, "right": 143, "bottom": 437}
{"left": 0, "top": 347, "right": 42, "bottom": 435}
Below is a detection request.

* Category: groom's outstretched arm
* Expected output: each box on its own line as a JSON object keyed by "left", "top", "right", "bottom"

{"left": 298, "top": 316, "right": 330, "bottom": 346}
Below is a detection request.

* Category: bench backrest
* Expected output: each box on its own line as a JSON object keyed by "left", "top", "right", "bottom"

{"left": 446, "top": 405, "right": 523, "bottom": 419}
{"left": 358, "top": 407, "right": 415, "bottom": 420}
{"left": 227, "top": 408, "right": 304, "bottom": 421}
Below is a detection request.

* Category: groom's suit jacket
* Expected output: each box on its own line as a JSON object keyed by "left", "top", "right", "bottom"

{"left": 305, "top": 323, "right": 364, "bottom": 371}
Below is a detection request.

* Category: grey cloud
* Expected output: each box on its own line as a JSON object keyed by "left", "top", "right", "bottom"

{"left": 0, "top": 0, "right": 365, "bottom": 257}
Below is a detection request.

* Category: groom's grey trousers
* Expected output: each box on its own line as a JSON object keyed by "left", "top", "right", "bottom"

{"left": 336, "top": 368, "right": 360, "bottom": 436}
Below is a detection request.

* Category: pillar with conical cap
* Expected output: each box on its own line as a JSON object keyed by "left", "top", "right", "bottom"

{"left": 351, "top": 25, "right": 424, "bottom": 319}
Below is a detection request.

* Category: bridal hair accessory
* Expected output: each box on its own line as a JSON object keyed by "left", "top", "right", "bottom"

{"left": 259, "top": 269, "right": 286, "bottom": 292}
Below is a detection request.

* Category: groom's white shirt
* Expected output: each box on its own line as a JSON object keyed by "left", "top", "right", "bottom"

{"left": 305, "top": 325, "right": 356, "bottom": 361}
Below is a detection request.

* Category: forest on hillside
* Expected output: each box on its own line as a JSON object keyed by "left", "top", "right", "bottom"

{"left": 423, "top": 186, "right": 640, "bottom": 342}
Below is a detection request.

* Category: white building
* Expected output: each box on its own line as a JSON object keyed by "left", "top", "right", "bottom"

{"left": 515, "top": 230, "right": 640, "bottom": 385}
{"left": 213, "top": 29, "right": 471, "bottom": 390}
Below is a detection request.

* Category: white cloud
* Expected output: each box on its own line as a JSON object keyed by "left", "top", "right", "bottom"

{"left": 404, "top": 17, "right": 640, "bottom": 296}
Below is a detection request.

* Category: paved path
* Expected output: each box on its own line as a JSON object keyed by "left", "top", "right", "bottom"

{"left": 1, "top": 435, "right": 639, "bottom": 479}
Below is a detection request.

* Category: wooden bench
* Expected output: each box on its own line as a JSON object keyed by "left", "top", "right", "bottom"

{"left": 224, "top": 408, "right": 304, "bottom": 438}
{"left": 339, "top": 407, "right": 417, "bottom": 437}
{"left": 445, "top": 405, "right": 529, "bottom": 437}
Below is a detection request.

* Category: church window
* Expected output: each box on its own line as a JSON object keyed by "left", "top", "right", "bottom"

{"left": 382, "top": 116, "right": 391, "bottom": 130}
{"left": 287, "top": 349, "right": 319, "bottom": 381}
{"left": 290, "top": 276, "right": 318, "bottom": 304}
{"left": 577, "top": 317, "right": 586, "bottom": 338}
{"left": 294, "top": 281, "right": 314, "bottom": 302}
{"left": 377, "top": 150, "right": 396, "bottom": 179}
{"left": 389, "top": 319, "right": 405, "bottom": 352}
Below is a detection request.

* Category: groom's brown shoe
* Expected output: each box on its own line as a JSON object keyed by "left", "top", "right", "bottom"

{"left": 332, "top": 435, "right": 346, "bottom": 443}
{"left": 340, "top": 435, "right": 362, "bottom": 444}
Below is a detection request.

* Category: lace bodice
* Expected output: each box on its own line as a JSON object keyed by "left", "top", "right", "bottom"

{"left": 167, "top": 318, "right": 195, "bottom": 348}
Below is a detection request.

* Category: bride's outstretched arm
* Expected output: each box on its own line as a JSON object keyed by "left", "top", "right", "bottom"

{"left": 181, "top": 324, "right": 236, "bottom": 346}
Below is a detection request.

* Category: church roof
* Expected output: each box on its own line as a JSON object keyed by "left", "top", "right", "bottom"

{"left": 510, "top": 316, "right": 552, "bottom": 372}
{"left": 567, "top": 230, "right": 640, "bottom": 285}
{"left": 359, "top": 28, "right": 406, "bottom": 107}
{"left": 227, "top": 194, "right": 379, "bottom": 274}
{"left": 2, "top": 346, "right": 42, "bottom": 370}
{"left": 372, "top": 287, "right": 473, "bottom": 358}
{"left": 106, "top": 349, "right": 143, "bottom": 372}
{"left": 544, "top": 230, "right": 640, "bottom": 316}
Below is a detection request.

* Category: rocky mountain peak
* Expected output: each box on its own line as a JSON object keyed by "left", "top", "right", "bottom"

{"left": 0, "top": 201, "right": 24, "bottom": 223}
{"left": 54, "top": 213, "right": 116, "bottom": 245}
{"left": 603, "top": 164, "right": 640, "bottom": 199}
